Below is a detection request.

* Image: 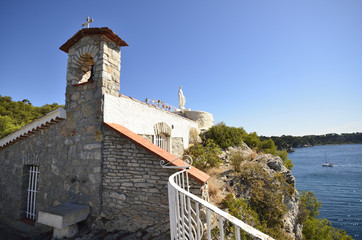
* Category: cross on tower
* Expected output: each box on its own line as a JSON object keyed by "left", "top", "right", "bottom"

{"left": 82, "top": 17, "right": 93, "bottom": 28}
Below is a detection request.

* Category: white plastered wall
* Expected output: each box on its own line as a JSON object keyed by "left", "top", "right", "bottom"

{"left": 103, "top": 94, "right": 198, "bottom": 149}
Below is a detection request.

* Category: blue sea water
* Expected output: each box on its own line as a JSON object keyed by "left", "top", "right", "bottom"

{"left": 289, "top": 144, "right": 362, "bottom": 239}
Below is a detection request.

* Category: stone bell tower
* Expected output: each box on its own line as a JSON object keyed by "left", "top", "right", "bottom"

{"left": 54, "top": 28, "right": 128, "bottom": 214}
{"left": 60, "top": 27, "right": 128, "bottom": 113}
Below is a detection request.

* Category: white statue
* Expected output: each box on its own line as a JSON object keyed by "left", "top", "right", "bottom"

{"left": 178, "top": 86, "right": 186, "bottom": 110}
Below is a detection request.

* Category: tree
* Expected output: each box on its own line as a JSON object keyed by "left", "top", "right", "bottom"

{"left": 0, "top": 95, "right": 64, "bottom": 138}
{"left": 0, "top": 115, "right": 20, "bottom": 138}
{"left": 299, "top": 191, "right": 353, "bottom": 240}
{"left": 204, "top": 122, "right": 246, "bottom": 149}
{"left": 243, "top": 132, "right": 260, "bottom": 148}
{"left": 185, "top": 139, "right": 222, "bottom": 170}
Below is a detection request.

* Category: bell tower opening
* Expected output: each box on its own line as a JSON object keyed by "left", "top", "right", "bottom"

{"left": 76, "top": 53, "right": 95, "bottom": 85}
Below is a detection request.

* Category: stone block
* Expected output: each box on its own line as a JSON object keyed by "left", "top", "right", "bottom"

{"left": 38, "top": 202, "right": 89, "bottom": 229}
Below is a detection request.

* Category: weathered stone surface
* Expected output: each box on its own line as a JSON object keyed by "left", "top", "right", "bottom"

{"left": 184, "top": 110, "right": 214, "bottom": 131}
{"left": 98, "top": 129, "right": 203, "bottom": 238}
{"left": 211, "top": 149, "right": 302, "bottom": 240}
{"left": 219, "top": 143, "right": 253, "bottom": 163}
{"left": 267, "top": 156, "right": 283, "bottom": 171}
{"left": 171, "top": 137, "right": 184, "bottom": 157}
{"left": 38, "top": 203, "right": 89, "bottom": 229}
{"left": 53, "top": 224, "right": 78, "bottom": 238}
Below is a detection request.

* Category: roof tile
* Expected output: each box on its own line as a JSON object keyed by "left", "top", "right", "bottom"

{"left": 60, "top": 27, "right": 128, "bottom": 53}
{"left": 104, "top": 122, "right": 210, "bottom": 184}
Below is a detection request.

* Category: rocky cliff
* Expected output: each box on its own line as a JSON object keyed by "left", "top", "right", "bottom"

{"left": 207, "top": 143, "right": 303, "bottom": 240}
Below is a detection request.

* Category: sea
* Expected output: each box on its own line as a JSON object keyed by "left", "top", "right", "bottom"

{"left": 289, "top": 144, "right": 362, "bottom": 239}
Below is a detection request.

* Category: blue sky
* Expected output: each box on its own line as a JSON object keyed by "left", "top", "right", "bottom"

{"left": 0, "top": 0, "right": 361, "bottom": 136}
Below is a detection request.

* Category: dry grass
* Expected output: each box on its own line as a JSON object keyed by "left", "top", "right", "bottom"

{"left": 208, "top": 177, "right": 224, "bottom": 206}
{"left": 230, "top": 150, "right": 258, "bottom": 172}
{"left": 206, "top": 167, "right": 224, "bottom": 176}
{"left": 206, "top": 167, "right": 233, "bottom": 206}
{"left": 249, "top": 150, "right": 258, "bottom": 160}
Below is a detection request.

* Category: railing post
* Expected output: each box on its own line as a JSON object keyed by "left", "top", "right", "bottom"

{"left": 206, "top": 208, "right": 211, "bottom": 240}
{"left": 168, "top": 181, "right": 175, "bottom": 239}
{"left": 219, "top": 217, "right": 224, "bottom": 240}
{"left": 175, "top": 176, "right": 182, "bottom": 238}
{"left": 196, "top": 202, "right": 201, "bottom": 239}
{"left": 187, "top": 196, "right": 193, "bottom": 239}
{"left": 235, "top": 225, "right": 241, "bottom": 240}
{"left": 180, "top": 191, "right": 186, "bottom": 239}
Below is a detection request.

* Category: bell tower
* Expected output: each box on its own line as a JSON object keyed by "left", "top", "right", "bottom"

{"left": 60, "top": 27, "right": 128, "bottom": 113}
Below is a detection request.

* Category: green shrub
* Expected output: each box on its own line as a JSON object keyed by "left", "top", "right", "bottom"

{"left": 204, "top": 123, "right": 246, "bottom": 149}
{"left": 299, "top": 191, "right": 353, "bottom": 240}
{"left": 299, "top": 191, "right": 321, "bottom": 219}
{"left": 277, "top": 149, "right": 294, "bottom": 170}
{"left": 243, "top": 132, "right": 260, "bottom": 148}
{"left": 302, "top": 217, "right": 353, "bottom": 240}
{"left": 222, "top": 193, "right": 293, "bottom": 240}
{"left": 184, "top": 139, "right": 222, "bottom": 170}
{"left": 221, "top": 194, "right": 264, "bottom": 239}
{"left": 219, "top": 162, "right": 297, "bottom": 239}
{"left": 0, "top": 95, "right": 63, "bottom": 138}
{"left": 257, "top": 139, "right": 293, "bottom": 170}
{"left": 230, "top": 152, "right": 248, "bottom": 172}
{"left": 258, "top": 139, "right": 277, "bottom": 154}
{"left": 0, "top": 115, "right": 23, "bottom": 138}
{"left": 204, "top": 123, "right": 294, "bottom": 170}
{"left": 237, "top": 162, "right": 287, "bottom": 228}
{"left": 222, "top": 194, "right": 263, "bottom": 229}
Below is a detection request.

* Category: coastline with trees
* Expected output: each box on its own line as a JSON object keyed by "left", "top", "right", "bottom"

{"left": 260, "top": 133, "right": 362, "bottom": 152}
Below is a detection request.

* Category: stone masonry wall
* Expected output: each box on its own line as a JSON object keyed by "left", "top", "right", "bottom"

{"left": 0, "top": 117, "right": 102, "bottom": 221}
{"left": 98, "top": 128, "right": 203, "bottom": 239}
{"left": 66, "top": 35, "right": 121, "bottom": 98}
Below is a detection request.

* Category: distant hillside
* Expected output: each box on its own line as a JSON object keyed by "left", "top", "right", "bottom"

{"left": 0, "top": 95, "right": 64, "bottom": 139}
{"left": 261, "top": 133, "right": 362, "bottom": 151}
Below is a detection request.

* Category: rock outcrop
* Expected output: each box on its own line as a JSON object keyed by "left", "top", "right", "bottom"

{"left": 184, "top": 110, "right": 214, "bottom": 131}
{"left": 208, "top": 145, "right": 303, "bottom": 240}
{"left": 252, "top": 154, "right": 301, "bottom": 239}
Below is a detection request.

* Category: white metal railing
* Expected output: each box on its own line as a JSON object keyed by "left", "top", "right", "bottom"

{"left": 168, "top": 169, "right": 274, "bottom": 240}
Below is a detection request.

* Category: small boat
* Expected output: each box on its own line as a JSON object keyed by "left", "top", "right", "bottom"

{"left": 322, "top": 162, "right": 334, "bottom": 167}
{"left": 322, "top": 153, "right": 333, "bottom": 167}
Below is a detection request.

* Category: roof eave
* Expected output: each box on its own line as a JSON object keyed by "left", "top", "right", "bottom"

{"left": 0, "top": 108, "right": 66, "bottom": 149}
{"left": 60, "top": 27, "right": 128, "bottom": 53}
{"left": 103, "top": 122, "right": 210, "bottom": 184}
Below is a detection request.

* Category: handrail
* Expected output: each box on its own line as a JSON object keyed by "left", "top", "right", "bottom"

{"left": 168, "top": 169, "right": 274, "bottom": 240}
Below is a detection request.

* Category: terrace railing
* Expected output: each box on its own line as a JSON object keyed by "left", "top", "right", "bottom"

{"left": 166, "top": 166, "right": 274, "bottom": 240}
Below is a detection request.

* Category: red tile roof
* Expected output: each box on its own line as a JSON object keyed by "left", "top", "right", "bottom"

{"left": 104, "top": 122, "right": 210, "bottom": 184}
{"left": 60, "top": 27, "right": 128, "bottom": 53}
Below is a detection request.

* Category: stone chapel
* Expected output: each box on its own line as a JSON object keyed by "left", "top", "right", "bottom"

{"left": 0, "top": 27, "right": 213, "bottom": 238}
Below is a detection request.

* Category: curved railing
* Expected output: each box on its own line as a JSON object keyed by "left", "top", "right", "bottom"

{"left": 168, "top": 169, "right": 274, "bottom": 240}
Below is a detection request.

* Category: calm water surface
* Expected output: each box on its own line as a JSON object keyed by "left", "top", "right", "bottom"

{"left": 290, "top": 144, "right": 362, "bottom": 239}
